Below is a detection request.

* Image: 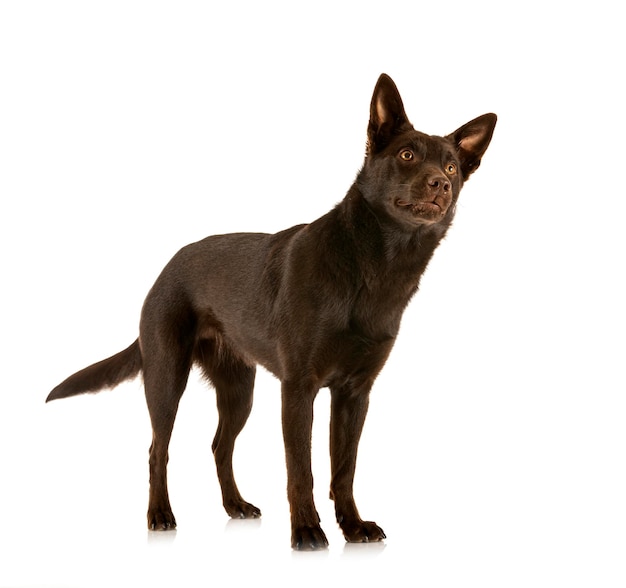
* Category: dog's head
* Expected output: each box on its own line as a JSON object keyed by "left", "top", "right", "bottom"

{"left": 358, "top": 74, "right": 496, "bottom": 231}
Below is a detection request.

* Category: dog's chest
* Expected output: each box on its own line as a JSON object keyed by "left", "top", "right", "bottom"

{"left": 314, "top": 325, "right": 397, "bottom": 390}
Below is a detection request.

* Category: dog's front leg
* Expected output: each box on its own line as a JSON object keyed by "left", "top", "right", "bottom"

{"left": 281, "top": 380, "right": 328, "bottom": 550}
{"left": 329, "top": 384, "right": 386, "bottom": 543}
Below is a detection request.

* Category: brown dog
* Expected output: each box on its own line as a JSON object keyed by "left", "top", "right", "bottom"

{"left": 47, "top": 74, "right": 496, "bottom": 550}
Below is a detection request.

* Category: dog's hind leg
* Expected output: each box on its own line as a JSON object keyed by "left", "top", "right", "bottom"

{"left": 142, "top": 312, "right": 195, "bottom": 530}
{"left": 196, "top": 340, "right": 261, "bottom": 519}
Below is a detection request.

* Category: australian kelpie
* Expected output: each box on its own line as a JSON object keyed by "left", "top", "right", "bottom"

{"left": 47, "top": 74, "right": 496, "bottom": 550}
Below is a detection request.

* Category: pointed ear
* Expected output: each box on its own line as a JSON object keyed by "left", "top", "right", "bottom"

{"left": 367, "top": 74, "right": 413, "bottom": 154}
{"left": 447, "top": 113, "right": 497, "bottom": 179}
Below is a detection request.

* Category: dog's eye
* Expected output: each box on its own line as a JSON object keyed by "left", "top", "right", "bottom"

{"left": 446, "top": 163, "right": 457, "bottom": 175}
{"left": 399, "top": 149, "right": 414, "bottom": 161}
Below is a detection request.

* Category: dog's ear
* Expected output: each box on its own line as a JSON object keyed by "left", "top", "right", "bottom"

{"left": 447, "top": 113, "right": 497, "bottom": 179}
{"left": 367, "top": 74, "right": 412, "bottom": 154}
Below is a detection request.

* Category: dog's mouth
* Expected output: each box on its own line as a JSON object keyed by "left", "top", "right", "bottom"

{"left": 395, "top": 198, "right": 447, "bottom": 221}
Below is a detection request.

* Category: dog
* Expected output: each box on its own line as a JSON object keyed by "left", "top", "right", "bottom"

{"left": 47, "top": 73, "right": 496, "bottom": 550}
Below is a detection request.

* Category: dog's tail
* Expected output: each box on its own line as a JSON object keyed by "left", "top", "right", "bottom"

{"left": 46, "top": 339, "right": 142, "bottom": 402}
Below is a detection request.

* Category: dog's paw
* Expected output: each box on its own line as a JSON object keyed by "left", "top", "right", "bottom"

{"left": 291, "top": 524, "right": 329, "bottom": 551}
{"left": 341, "top": 520, "right": 386, "bottom": 543}
{"left": 225, "top": 499, "right": 262, "bottom": 519}
{"left": 147, "top": 508, "right": 177, "bottom": 531}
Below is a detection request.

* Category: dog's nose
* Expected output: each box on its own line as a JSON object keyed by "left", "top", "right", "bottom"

{"left": 427, "top": 175, "right": 451, "bottom": 195}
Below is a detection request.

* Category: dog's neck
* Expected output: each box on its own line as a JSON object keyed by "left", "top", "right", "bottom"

{"left": 312, "top": 184, "right": 453, "bottom": 340}
{"left": 339, "top": 184, "right": 451, "bottom": 275}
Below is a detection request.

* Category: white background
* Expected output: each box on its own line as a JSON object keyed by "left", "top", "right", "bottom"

{"left": 1, "top": 1, "right": 625, "bottom": 586}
